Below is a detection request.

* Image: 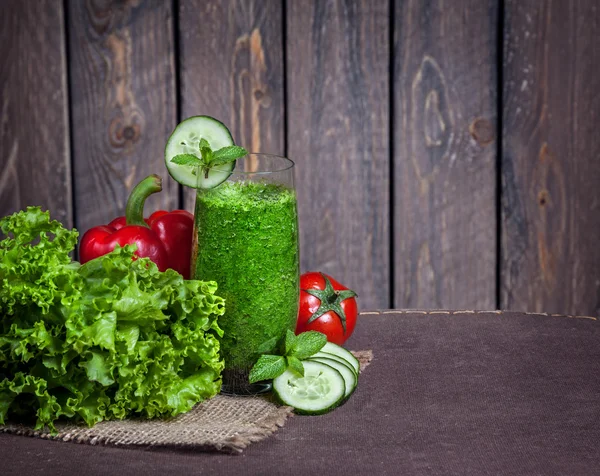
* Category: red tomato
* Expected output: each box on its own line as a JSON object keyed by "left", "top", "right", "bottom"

{"left": 296, "top": 272, "right": 358, "bottom": 345}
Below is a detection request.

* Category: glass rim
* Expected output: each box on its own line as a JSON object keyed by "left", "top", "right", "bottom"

{"left": 210, "top": 153, "right": 295, "bottom": 175}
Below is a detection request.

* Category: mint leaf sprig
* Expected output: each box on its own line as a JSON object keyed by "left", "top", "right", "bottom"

{"left": 170, "top": 138, "right": 247, "bottom": 179}
{"left": 249, "top": 330, "right": 327, "bottom": 384}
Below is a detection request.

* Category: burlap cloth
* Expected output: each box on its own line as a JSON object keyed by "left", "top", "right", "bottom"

{"left": 0, "top": 350, "right": 372, "bottom": 453}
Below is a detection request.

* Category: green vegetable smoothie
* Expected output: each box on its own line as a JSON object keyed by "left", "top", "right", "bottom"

{"left": 192, "top": 181, "right": 300, "bottom": 389}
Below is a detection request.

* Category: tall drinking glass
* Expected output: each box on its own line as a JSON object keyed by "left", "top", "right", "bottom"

{"left": 191, "top": 154, "right": 300, "bottom": 395}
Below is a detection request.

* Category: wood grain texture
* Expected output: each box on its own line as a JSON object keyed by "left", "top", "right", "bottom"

{"left": 502, "top": 0, "right": 600, "bottom": 316}
{"left": 68, "top": 0, "right": 177, "bottom": 233}
{"left": 179, "top": 0, "right": 285, "bottom": 209}
{"left": 0, "top": 0, "right": 71, "bottom": 226}
{"left": 287, "top": 0, "right": 390, "bottom": 309}
{"left": 393, "top": 0, "right": 498, "bottom": 309}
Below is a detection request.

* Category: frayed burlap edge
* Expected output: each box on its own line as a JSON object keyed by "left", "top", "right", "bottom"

{"left": 1, "top": 350, "right": 372, "bottom": 453}
{"left": 1, "top": 396, "right": 294, "bottom": 454}
{"left": 352, "top": 349, "right": 373, "bottom": 372}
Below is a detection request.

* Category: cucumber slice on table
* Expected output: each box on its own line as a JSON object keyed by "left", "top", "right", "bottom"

{"left": 312, "top": 351, "right": 358, "bottom": 378}
{"left": 308, "top": 356, "right": 357, "bottom": 399}
{"left": 320, "top": 341, "right": 360, "bottom": 375}
{"left": 164, "top": 115, "right": 235, "bottom": 188}
{"left": 273, "top": 360, "right": 346, "bottom": 415}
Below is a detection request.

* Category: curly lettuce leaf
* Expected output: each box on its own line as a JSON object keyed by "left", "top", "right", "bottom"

{"left": 0, "top": 207, "right": 225, "bottom": 432}
{"left": 0, "top": 207, "right": 80, "bottom": 315}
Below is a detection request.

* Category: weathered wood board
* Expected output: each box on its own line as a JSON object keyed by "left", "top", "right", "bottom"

{"left": 393, "top": 0, "right": 498, "bottom": 309}
{"left": 68, "top": 0, "right": 178, "bottom": 233}
{"left": 502, "top": 0, "right": 600, "bottom": 316}
{"left": 0, "top": 0, "right": 71, "bottom": 226}
{"left": 287, "top": 0, "right": 391, "bottom": 310}
{"left": 178, "top": 0, "right": 285, "bottom": 210}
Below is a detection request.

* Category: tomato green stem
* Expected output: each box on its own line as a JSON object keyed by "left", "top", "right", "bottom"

{"left": 125, "top": 174, "right": 163, "bottom": 227}
{"left": 303, "top": 273, "right": 357, "bottom": 333}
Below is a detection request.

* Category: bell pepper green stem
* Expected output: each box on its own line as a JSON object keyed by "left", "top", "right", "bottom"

{"left": 125, "top": 174, "right": 162, "bottom": 227}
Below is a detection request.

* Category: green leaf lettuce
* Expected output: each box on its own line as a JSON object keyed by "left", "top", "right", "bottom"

{"left": 0, "top": 207, "right": 225, "bottom": 432}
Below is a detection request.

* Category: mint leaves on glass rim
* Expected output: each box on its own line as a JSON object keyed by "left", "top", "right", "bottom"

{"left": 170, "top": 139, "right": 247, "bottom": 182}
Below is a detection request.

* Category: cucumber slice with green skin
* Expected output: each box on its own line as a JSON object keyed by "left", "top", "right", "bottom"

{"left": 164, "top": 115, "right": 236, "bottom": 188}
{"left": 321, "top": 341, "right": 360, "bottom": 375}
{"left": 312, "top": 351, "right": 358, "bottom": 378}
{"left": 308, "top": 356, "right": 357, "bottom": 399}
{"left": 273, "top": 360, "right": 346, "bottom": 415}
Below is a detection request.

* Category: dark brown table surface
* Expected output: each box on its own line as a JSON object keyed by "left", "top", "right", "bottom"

{"left": 2, "top": 310, "right": 599, "bottom": 476}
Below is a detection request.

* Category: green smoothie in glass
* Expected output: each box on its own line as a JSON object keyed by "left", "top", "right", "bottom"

{"left": 164, "top": 117, "right": 300, "bottom": 395}
{"left": 191, "top": 155, "right": 300, "bottom": 394}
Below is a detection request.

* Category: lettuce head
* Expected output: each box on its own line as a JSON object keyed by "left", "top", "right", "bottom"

{"left": 0, "top": 207, "right": 225, "bottom": 432}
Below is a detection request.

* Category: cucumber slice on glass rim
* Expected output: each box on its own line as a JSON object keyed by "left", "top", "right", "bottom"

{"left": 164, "top": 115, "right": 236, "bottom": 188}
{"left": 273, "top": 360, "right": 346, "bottom": 415}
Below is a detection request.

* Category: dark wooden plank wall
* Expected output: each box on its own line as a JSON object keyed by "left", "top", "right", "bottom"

{"left": 1, "top": 0, "right": 599, "bottom": 316}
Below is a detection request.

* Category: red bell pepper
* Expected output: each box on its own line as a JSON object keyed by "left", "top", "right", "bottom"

{"left": 79, "top": 175, "right": 194, "bottom": 278}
